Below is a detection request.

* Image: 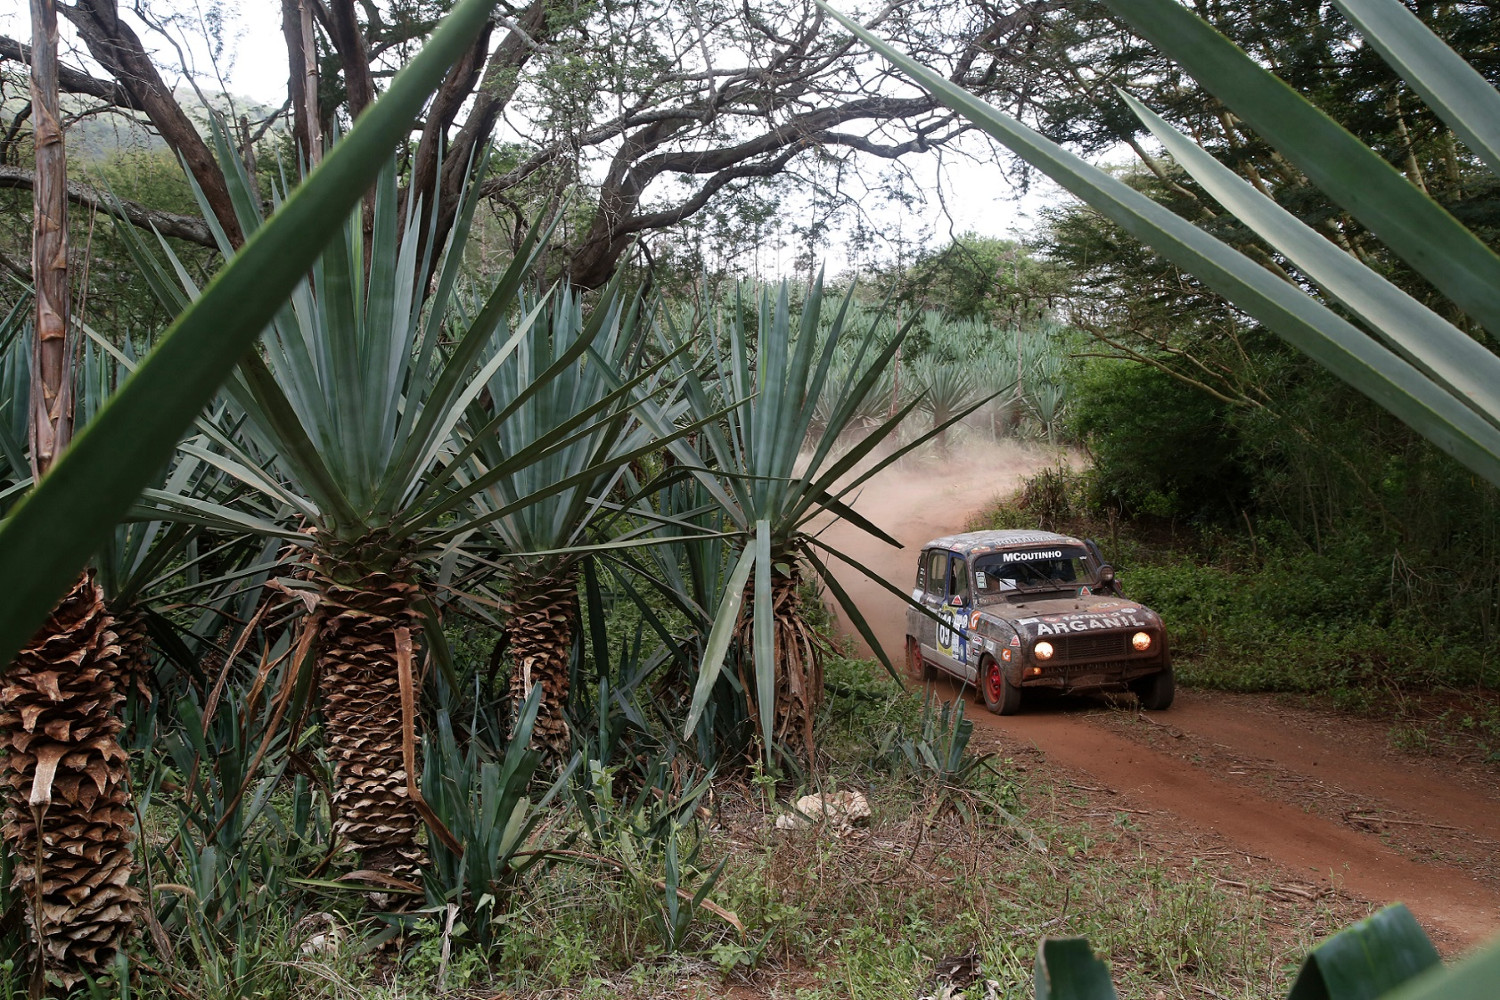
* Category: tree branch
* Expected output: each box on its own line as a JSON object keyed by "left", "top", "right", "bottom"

{"left": 0, "top": 164, "right": 215, "bottom": 247}
{"left": 59, "top": 0, "right": 243, "bottom": 246}
{"left": 0, "top": 33, "right": 144, "bottom": 111}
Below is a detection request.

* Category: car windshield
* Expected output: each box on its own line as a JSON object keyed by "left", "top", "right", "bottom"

{"left": 973, "top": 545, "right": 1093, "bottom": 596}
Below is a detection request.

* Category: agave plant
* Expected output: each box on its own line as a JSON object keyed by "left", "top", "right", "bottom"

{"left": 912, "top": 360, "right": 983, "bottom": 454}
{"left": 74, "top": 337, "right": 287, "bottom": 715}
{"left": 0, "top": 302, "right": 31, "bottom": 508}
{"left": 678, "top": 278, "right": 989, "bottom": 766}
{"left": 0, "top": 0, "right": 502, "bottom": 678}
{"left": 600, "top": 453, "right": 750, "bottom": 766}
{"left": 111, "top": 146, "right": 586, "bottom": 874}
{"left": 0, "top": 1, "right": 499, "bottom": 978}
{"left": 452, "top": 285, "right": 686, "bottom": 762}
{"left": 122, "top": 135, "right": 712, "bottom": 871}
{"left": 0, "top": 0, "right": 143, "bottom": 976}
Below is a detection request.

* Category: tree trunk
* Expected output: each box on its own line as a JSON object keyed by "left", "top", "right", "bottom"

{"left": 1, "top": 4, "right": 139, "bottom": 985}
{"left": 504, "top": 571, "right": 578, "bottom": 765}
{"left": 110, "top": 605, "right": 153, "bottom": 706}
{"left": 28, "top": 0, "right": 70, "bottom": 478}
{"left": 735, "top": 557, "right": 824, "bottom": 762}
{"left": 313, "top": 548, "right": 426, "bottom": 876}
{"left": 0, "top": 573, "right": 139, "bottom": 987}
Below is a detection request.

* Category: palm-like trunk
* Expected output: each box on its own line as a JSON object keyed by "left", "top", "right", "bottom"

{"left": 111, "top": 606, "right": 153, "bottom": 706}
{"left": 0, "top": 573, "right": 139, "bottom": 986}
{"left": 314, "top": 545, "right": 425, "bottom": 876}
{"left": 504, "top": 571, "right": 578, "bottom": 763}
{"left": 736, "top": 558, "right": 824, "bottom": 760}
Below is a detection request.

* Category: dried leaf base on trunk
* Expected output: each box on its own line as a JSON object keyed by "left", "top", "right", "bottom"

{"left": 504, "top": 573, "right": 579, "bottom": 764}
{"left": 0, "top": 573, "right": 139, "bottom": 986}
{"left": 315, "top": 549, "right": 426, "bottom": 877}
{"left": 111, "top": 606, "right": 154, "bottom": 706}
{"left": 737, "top": 559, "right": 825, "bottom": 762}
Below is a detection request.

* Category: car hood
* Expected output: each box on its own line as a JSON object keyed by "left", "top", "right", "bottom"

{"left": 981, "top": 596, "right": 1161, "bottom": 638}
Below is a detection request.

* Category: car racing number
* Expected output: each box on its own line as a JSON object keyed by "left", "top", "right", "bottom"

{"left": 937, "top": 608, "right": 969, "bottom": 663}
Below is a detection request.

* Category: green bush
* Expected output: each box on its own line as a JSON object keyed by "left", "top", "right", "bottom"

{"left": 1066, "top": 357, "right": 1252, "bottom": 521}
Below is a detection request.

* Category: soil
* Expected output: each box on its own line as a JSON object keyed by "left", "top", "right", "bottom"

{"left": 819, "top": 443, "right": 1500, "bottom": 957}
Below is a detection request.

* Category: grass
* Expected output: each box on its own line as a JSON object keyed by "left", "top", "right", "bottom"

{"left": 372, "top": 657, "right": 1334, "bottom": 998}
{"left": 89, "top": 653, "right": 1338, "bottom": 1000}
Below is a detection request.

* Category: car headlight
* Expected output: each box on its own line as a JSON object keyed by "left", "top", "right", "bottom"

{"left": 1132, "top": 631, "right": 1152, "bottom": 651}
{"left": 1034, "top": 641, "right": 1054, "bottom": 660}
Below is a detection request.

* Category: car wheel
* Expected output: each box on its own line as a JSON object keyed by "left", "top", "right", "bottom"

{"left": 981, "top": 657, "right": 1022, "bottom": 715}
{"left": 905, "top": 637, "right": 935, "bottom": 683}
{"left": 1132, "top": 665, "right": 1175, "bottom": 711}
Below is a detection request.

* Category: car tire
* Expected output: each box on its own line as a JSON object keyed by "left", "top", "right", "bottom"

{"left": 981, "top": 656, "right": 1022, "bottom": 715}
{"left": 1132, "top": 665, "right": 1175, "bottom": 711}
{"left": 905, "top": 637, "right": 936, "bottom": 683}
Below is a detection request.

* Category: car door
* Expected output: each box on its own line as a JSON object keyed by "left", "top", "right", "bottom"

{"left": 935, "top": 554, "right": 975, "bottom": 680}
{"left": 917, "top": 548, "right": 950, "bottom": 667}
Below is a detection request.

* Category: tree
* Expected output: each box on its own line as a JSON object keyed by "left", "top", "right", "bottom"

{"left": 893, "top": 232, "right": 1068, "bottom": 322}
{"left": 0, "top": 0, "right": 137, "bottom": 985}
{"left": 0, "top": 0, "right": 1067, "bottom": 288}
{"left": 836, "top": 0, "right": 1500, "bottom": 642}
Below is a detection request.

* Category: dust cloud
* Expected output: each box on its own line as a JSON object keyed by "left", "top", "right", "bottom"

{"left": 813, "top": 437, "right": 1066, "bottom": 662}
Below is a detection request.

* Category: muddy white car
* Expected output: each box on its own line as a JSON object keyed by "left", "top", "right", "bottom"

{"left": 904, "top": 529, "right": 1173, "bottom": 714}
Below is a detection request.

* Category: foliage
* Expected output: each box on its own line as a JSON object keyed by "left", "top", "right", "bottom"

{"left": 0, "top": 0, "right": 505, "bottom": 667}
{"left": 420, "top": 685, "right": 577, "bottom": 951}
{"left": 1066, "top": 356, "right": 1252, "bottom": 520}
{"left": 676, "top": 277, "right": 927, "bottom": 764}
{"left": 890, "top": 233, "right": 1070, "bottom": 325}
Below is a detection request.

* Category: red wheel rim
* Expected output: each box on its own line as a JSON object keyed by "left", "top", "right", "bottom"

{"left": 985, "top": 661, "right": 1004, "bottom": 704}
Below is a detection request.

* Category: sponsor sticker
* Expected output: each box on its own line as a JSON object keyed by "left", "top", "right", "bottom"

{"left": 1001, "top": 648, "right": 1012, "bottom": 662}
{"left": 1000, "top": 549, "right": 1064, "bottom": 563}
{"left": 1032, "top": 614, "right": 1148, "bottom": 636}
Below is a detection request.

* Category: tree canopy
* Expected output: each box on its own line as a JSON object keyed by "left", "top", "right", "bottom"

{"left": 0, "top": 0, "right": 1071, "bottom": 289}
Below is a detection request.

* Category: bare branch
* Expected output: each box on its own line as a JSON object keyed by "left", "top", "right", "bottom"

{"left": 0, "top": 164, "right": 215, "bottom": 247}
{"left": 0, "top": 32, "right": 144, "bottom": 111}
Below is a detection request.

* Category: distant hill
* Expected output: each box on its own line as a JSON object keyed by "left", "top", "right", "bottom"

{"left": 1, "top": 77, "right": 282, "bottom": 165}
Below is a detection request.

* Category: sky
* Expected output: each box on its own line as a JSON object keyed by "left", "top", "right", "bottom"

{"left": 2, "top": 0, "right": 1074, "bottom": 273}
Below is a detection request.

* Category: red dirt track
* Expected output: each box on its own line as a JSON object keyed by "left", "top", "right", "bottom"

{"left": 821, "top": 445, "right": 1500, "bottom": 954}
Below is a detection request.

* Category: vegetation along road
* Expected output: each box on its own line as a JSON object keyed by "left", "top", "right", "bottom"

{"left": 823, "top": 444, "right": 1500, "bottom": 955}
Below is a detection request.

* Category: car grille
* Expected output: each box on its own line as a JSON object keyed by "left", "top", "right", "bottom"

{"left": 1053, "top": 660, "right": 1130, "bottom": 680}
{"left": 1053, "top": 633, "right": 1132, "bottom": 662}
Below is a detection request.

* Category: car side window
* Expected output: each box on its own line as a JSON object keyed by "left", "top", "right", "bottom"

{"left": 924, "top": 550, "right": 947, "bottom": 599}
{"left": 950, "top": 557, "right": 969, "bottom": 605}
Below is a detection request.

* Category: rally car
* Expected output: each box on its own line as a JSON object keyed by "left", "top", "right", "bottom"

{"left": 904, "top": 529, "right": 1173, "bottom": 714}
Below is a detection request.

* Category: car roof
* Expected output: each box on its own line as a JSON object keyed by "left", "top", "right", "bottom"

{"left": 921, "top": 529, "right": 1086, "bottom": 557}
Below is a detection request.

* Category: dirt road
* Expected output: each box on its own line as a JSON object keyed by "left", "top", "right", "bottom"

{"left": 820, "top": 443, "right": 1500, "bottom": 954}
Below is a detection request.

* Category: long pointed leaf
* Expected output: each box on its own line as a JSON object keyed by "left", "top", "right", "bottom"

{"left": 818, "top": 3, "right": 1500, "bottom": 490}
{"left": 683, "top": 543, "right": 757, "bottom": 738}
{"left": 752, "top": 519, "right": 774, "bottom": 765}
{"left": 0, "top": 0, "right": 503, "bottom": 666}
{"left": 1121, "top": 90, "right": 1500, "bottom": 427}
{"left": 1330, "top": 0, "right": 1500, "bottom": 178}
{"left": 1287, "top": 904, "right": 1440, "bottom": 1000}
{"left": 1095, "top": 0, "right": 1500, "bottom": 338}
